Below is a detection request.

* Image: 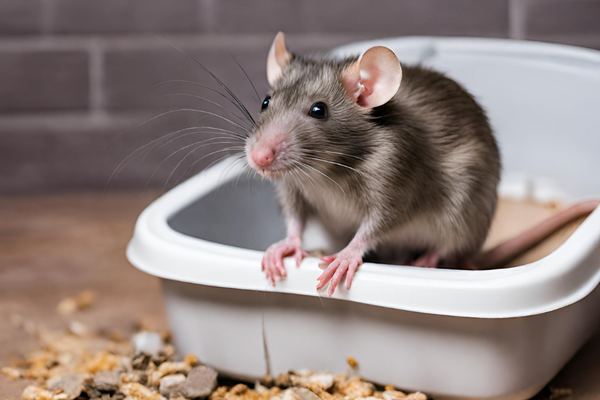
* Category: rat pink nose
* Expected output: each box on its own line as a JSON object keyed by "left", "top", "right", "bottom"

{"left": 252, "top": 146, "right": 275, "bottom": 166}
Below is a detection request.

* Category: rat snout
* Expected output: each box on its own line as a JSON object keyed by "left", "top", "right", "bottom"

{"left": 247, "top": 128, "right": 290, "bottom": 177}
{"left": 251, "top": 145, "right": 275, "bottom": 166}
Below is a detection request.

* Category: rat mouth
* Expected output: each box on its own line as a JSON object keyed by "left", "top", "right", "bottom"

{"left": 245, "top": 147, "right": 290, "bottom": 180}
{"left": 251, "top": 164, "right": 287, "bottom": 179}
{"left": 245, "top": 137, "right": 293, "bottom": 180}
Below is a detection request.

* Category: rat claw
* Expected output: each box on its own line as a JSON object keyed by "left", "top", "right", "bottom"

{"left": 261, "top": 237, "right": 307, "bottom": 284}
{"left": 265, "top": 266, "right": 274, "bottom": 286}
{"left": 316, "top": 259, "right": 341, "bottom": 290}
{"left": 317, "top": 249, "right": 364, "bottom": 295}
{"left": 264, "top": 251, "right": 281, "bottom": 286}
{"left": 346, "top": 261, "right": 359, "bottom": 290}
{"left": 276, "top": 263, "right": 287, "bottom": 277}
{"left": 347, "top": 261, "right": 359, "bottom": 288}
{"left": 294, "top": 249, "right": 306, "bottom": 268}
{"left": 273, "top": 249, "right": 287, "bottom": 277}
{"left": 328, "top": 260, "right": 349, "bottom": 296}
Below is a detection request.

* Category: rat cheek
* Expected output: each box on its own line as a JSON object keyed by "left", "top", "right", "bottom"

{"left": 244, "top": 142, "right": 253, "bottom": 165}
{"left": 244, "top": 135, "right": 256, "bottom": 156}
{"left": 245, "top": 135, "right": 263, "bottom": 169}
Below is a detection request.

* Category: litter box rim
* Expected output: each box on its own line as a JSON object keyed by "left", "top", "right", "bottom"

{"left": 127, "top": 158, "right": 600, "bottom": 320}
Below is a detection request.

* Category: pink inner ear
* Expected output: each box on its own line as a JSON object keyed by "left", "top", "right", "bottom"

{"left": 357, "top": 78, "right": 375, "bottom": 107}
{"left": 342, "top": 63, "right": 364, "bottom": 102}
{"left": 348, "top": 46, "right": 402, "bottom": 109}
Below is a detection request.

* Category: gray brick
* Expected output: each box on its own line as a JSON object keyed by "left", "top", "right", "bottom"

{"left": 302, "top": 0, "right": 509, "bottom": 37}
{"left": 515, "top": 0, "right": 600, "bottom": 36}
{"left": 0, "top": 49, "right": 89, "bottom": 113}
{"left": 0, "top": 0, "right": 43, "bottom": 35}
{"left": 101, "top": 34, "right": 375, "bottom": 113}
{"left": 284, "top": 33, "right": 381, "bottom": 53}
{"left": 0, "top": 113, "right": 246, "bottom": 194}
{"left": 51, "top": 0, "right": 204, "bottom": 34}
{"left": 210, "top": 0, "right": 305, "bottom": 33}
{"left": 102, "top": 36, "right": 271, "bottom": 113}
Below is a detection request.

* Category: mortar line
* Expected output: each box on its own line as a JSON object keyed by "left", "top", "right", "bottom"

{"left": 508, "top": 0, "right": 526, "bottom": 40}
{"left": 198, "top": 0, "right": 217, "bottom": 33}
{"left": 40, "top": 0, "right": 54, "bottom": 35}
{"left": 89, "top": 39, "right": 107, "bottom": 120}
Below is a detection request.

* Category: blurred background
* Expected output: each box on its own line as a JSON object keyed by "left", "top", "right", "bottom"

{"left": 2, "top": 1, "right": 600, "bottom": 399}
{"left": 1, "top": 0, "right": 599, "bottom": 194}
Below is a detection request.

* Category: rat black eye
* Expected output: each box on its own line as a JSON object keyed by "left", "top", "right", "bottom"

{"left": 261, "top": 96, "right": 271, "bottom": 112}
{"left": 309, "top": 102, "right": 328, "bottom": 119}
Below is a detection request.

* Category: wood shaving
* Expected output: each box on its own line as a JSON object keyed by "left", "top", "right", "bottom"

{"left": 346, "top": 357, "right": 358, "bottom": 369}
{"left": 2, "top": 366, "right": 22, "bottom": 379}
{"left": 4, "top": 318, "right": 428, "bottom": 400}
{"left": 22, "top": 386, "right": 56, "bottom": 400}
{"left": 57, "top": 290, "right": 96, "bottom": 315}
{"left": 381, "top": 389, "right": 407, "bottom": 399}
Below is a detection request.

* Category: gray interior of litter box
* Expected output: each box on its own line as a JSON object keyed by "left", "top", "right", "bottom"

{"left": 168, "top": 177, "right": 286, "bottom": 251}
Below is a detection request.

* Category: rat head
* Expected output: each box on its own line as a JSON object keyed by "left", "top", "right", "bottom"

{"left": 246, "top": 32, "right": 402, "bottom": 180}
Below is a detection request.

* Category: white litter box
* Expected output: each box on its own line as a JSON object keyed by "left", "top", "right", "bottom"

{"left": 127, "top": 37, "right": 600, "bottom": 400}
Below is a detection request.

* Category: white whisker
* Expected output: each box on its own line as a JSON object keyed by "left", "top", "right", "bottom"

{"left": 305, "top": 156, "right": 364, "bottom": 175}
{"left": 173, "top": 147, "right": 244, "bottom": 187}
{"left": 310, "top": 149, "right": 367, "bottom": 162}
{"left": 297, "top": 161, "right": 346, "bottom": 195}
{"left": 145, "top": 137, "right": 239, "bottom": 189}
{"left": 153, "top": 92, "right": 253, "bottom": 128}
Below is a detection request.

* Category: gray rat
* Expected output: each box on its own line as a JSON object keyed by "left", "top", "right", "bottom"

{"left": 245, "top": 32, "right": 597, "bottom": 295}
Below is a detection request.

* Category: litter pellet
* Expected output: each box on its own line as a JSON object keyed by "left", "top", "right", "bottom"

{"left": 346, "top": 357, "right": 358, "bottom": 369}
{"left": 159, "top": 374, "right": 187, "bottom": 396}
{"left": 133, "top": 331, "right": 164, "bottom": 357}
{"left": 92, "top": 370, "right": 120, "bottom": 392}
{"left": 2, "top": 366, "right": 22, "bottom": 379}
{"left": 4, "top": 316, "right": 428, "bottom": 400}
{"left": 57, "top": 290, "right": 96, "bottom": 315}
{"left": 46, "top": 374, "right": 86, "bottom": 400}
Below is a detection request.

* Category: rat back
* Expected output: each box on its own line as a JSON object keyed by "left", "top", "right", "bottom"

{"left": 371, "top": 64, "right": 501, "bottom": 259}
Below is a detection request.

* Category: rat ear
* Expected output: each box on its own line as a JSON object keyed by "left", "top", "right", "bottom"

{"left": 342, "top": 46, "right": 402, "bottom": 108}
{"left": 267, "top": 32, "right": 292, "bottom": 87}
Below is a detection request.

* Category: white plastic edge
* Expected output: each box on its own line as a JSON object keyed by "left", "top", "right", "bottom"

{"left": 330, "top": 36, "right": 600, "bottom": 67}
{"left": 127, "top": 37, "right": 600, "bottom": 319}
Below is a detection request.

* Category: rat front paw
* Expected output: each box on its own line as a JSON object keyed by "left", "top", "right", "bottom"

{"left": 262, "top": 236, "right": 308, "bottom": 286}
{"left": 316, "top": 249, "right": 363, "bottom": 296}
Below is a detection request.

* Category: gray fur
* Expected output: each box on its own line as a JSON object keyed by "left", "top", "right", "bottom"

{"left": 248, "top": 52, "right": 501, "bottom": 263}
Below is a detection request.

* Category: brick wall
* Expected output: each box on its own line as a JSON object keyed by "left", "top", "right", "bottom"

{"left": 1, "top": 0, "right": 599, "bottom": 194}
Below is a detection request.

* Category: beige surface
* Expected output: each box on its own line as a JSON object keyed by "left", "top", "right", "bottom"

{"left": 483, "top": 198, "right": 586, "bottom": 268}
{"left": 0, "top": 194, "right": 597, "bottom": 399}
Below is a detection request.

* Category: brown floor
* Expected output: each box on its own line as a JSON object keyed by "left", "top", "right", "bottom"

{"left": 0, "top": 193, "right": 166, "bottom": 398}
{"left": 0, "top": 194, "right": 599, "bottom": 399}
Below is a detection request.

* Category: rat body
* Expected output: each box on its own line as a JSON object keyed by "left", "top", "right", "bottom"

{"left": 245, "top": 33, "right": 595, "bottom": 295}
{"left": 277, "top": 61, "right": 500, "bottom": 256}
{"left": 246, "top": 33, "right": 499, "bottom": 294}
